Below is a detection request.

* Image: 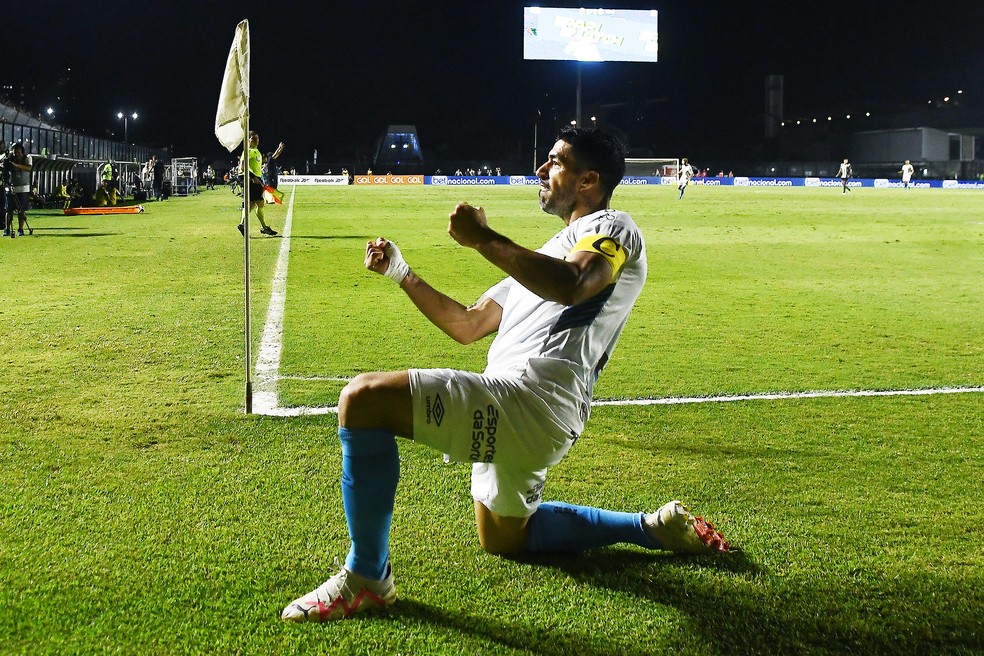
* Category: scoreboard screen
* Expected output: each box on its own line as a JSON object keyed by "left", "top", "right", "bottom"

{"left": 523, "top": 7, "right": 658, "bottom": 63}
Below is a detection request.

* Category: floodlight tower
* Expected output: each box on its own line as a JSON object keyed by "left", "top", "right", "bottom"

{"left": 522, "top": 6, "right": 659, "bottom": 144}
{"left": 117, "top": 111, "right": 138, "bottom": 143}
{"left": 576, "top": 64, "right": 583, "bottom": 128}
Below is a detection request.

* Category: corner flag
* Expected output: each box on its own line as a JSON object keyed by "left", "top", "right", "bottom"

{"left": 215, "top": 20, "right": 250, "bottom": 152}
{"left": 216, "top": 20, "right": 254, "bottom": 414}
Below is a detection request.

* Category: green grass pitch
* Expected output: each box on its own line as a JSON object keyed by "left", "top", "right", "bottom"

{"left": 0, "top": 183, "right": 981, "bottom": 654}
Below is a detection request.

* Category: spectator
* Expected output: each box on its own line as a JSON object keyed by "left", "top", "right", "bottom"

{"left": 52, "top": 181, "right": 70, "bottom": 209}
{"left": 151, "top": 155, "right": 165, "bottom": 201}
{"left": 142, "top": 157, "right": 153, "bottom": 189}
{"left": 4, "top": 143, "right": 33, "bottom": 237}
{"left": 102, "top": 159, "right": 114, "bottom": 188}
{"left": 94, "top": 180, "right": 112, "bottom": 207}
{"left": 65, "top": 178, "right": 85, "bottom": 208}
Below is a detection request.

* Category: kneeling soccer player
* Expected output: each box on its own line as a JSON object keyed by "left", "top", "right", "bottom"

{"left": 281, "top": 128, "right": 730, "bottom": 623}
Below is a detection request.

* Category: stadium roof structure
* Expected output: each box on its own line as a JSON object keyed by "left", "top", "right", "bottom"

{"left": 0, "top": 99, "right": 59, "bottom": 130}
{"left": 373, "top": 125, "right": 423, "bottom": 170}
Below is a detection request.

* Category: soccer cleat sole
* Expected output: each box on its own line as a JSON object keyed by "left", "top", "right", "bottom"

{"left": 691, "top": 514, "right": 731, "bottom": 554}
{"left": 282, "top": 587, "right": 394, "bottom": 622}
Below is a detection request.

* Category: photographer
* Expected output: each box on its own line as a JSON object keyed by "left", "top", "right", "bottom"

{"left": 3, "top": 143, "right": 32, "bottom": 238}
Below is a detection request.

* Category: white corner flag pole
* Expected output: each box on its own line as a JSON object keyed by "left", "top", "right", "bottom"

{"left": 242, "top": 114, "right": 252, "bottom": 414}
{"left": 215, "top": 19, "right": 253, "bottom": 413}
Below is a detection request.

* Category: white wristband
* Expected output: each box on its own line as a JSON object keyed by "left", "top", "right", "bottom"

{"left": 383, "top": 241, "right": 410, "bottom": 285}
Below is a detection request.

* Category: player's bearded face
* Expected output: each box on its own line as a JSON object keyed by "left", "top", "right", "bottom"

{"left": 537, "top": 141, "right": 579, "bottom": 218}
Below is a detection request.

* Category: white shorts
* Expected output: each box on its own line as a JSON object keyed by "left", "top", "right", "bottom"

{"left": 409, "top": 368, "right": 577, "bottom": 517}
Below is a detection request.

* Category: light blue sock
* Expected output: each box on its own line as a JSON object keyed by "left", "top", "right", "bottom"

{"left": 338, "top": 427, "right": 399, "bottom": 579}
{"left": 525, "top": 501, "right": 658, "bottom": 553}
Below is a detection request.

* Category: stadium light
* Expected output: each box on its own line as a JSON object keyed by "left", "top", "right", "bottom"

{"left": 943, "top": 96, "right": 950, "bottom": 102}
{"left": 590, "top": 116, "right": 597, "bottom": 128}
{"left": 846, "top": 114, "right": 851, "bottom": 119}
{"left": 46, "top": 107, "right": 54, "bottom": 117}
{"left": 865, "top": 112, "right": 871, "bottom": 117}
{"left": 570, "top": 120, "right": 577, "bottom": 126}
{"left": 116, "top": 111, "right": 138, "bottom": 143}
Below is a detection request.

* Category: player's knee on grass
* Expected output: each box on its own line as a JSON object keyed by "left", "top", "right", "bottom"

{"left": 474, "top": 501, "right": 529, "bottom": 556}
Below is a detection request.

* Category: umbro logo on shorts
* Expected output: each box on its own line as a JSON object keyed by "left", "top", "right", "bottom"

{"left": 426, "top": 394, "right": 445, "bottom": 427}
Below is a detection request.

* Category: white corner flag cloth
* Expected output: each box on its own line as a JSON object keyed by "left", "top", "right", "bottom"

{"left": 215, "top": 20, "right": 250, "bottom": 152}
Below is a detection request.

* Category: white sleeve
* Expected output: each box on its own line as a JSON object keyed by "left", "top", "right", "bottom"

{"left": 482, "top": 278, "right": 513, "bottom": 307}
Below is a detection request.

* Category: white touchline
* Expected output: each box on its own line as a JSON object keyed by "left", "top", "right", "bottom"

{"left": 252, "top": 187, "right": 296, "bottom": 415}
{"left": 256, "top": 384, "right": 984, "bottom": 417}
{"left": 591, "top": 386, "right": 984, "bottom": 405}
{"left": 251, "top": 187, "right": 983, "bottom": 417}
{"left": 277, "top": 375, "right": 352, "bottom": 382}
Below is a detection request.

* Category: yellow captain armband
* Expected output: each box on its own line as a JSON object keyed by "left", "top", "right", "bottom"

{"left": 571, "top": 234, "right": 628, "bottom": 282}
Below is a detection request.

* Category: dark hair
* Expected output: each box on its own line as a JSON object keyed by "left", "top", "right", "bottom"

{"left": 557, "top": 127, "right": 626, "bottom": 200}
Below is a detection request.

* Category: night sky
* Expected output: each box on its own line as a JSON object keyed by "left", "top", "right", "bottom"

{"left": 9, "top": 1, "right": 983, "bottom": 169}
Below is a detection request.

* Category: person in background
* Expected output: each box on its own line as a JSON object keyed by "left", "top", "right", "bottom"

{"left": 677, "top": 157, "right": 695, "bottom": 200}
{"left": 94, "top": 180, "right": 112, "bottom": 207}
{"left": 238, "top": 130, "right": 277, "bottom": 236}
{"left": 65, "top": 178, "right": 85, "bottom": 208}
{"left": 263, "top": 141, "right": 286, "bottom": 190}
{"left": 151, "top": 155, "right": 165, "bottom": 201}
{"left": 4, "top": 143, "right": 33, "bottom": 237}
{"left": 900, "top": 160, "right": 914, "bottom": 190}
{"left": 837, "top": 158, "right": 852, "bottom": 194}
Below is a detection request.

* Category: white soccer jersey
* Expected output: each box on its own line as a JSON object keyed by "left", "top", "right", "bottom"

{"left": 481, "top": 208, "right": 647, "bottom": 432}
{"left": 901, "top": 163, "right": 914, "bottom": 181}
{"left": 678, "top": 164, "right": 695, "bottom": 184}
{"left": 838, "top": 162, "right": 852, "bottom": 178}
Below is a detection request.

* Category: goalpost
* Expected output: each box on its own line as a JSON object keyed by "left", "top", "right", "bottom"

{"left": 625, "top": 157, "right": 680, "bottom": 178}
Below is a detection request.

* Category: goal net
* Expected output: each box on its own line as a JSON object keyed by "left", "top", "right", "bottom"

{"left": 625, "top": 157, "right": 679, "bottom": 178}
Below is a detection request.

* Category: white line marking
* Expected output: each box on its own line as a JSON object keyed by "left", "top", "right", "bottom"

{"left": 251, "top": 189, "right": 983, "bottom": 416}
{"left": 252, "top": 190, "right": 295, "bottom": 415}
{"left": 277, "top": 375, "right": 352, "bottom": 382}
{"left": 591, "top": 386, "right": 984, "bottom": 406}
{"left": 255, "top": 385, "right": 984, "bottom": 417}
